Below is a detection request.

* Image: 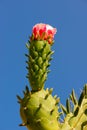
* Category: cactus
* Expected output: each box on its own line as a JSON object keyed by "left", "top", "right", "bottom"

{"left": 60, "top": 84, "right": 87, "bottom": 130}
{"left": 17, "top": 23, "right": 87, "bottom": 130}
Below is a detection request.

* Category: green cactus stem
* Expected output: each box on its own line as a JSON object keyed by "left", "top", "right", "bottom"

{"left": 26, "top": 40, "right": 54, "bottom": 91}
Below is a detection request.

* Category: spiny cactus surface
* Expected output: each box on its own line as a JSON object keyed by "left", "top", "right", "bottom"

{"left": 18, "top": 87, "right": 60, "bottom": 130}
{"left": 60, "top": 84, "right": 87, "bottom": 130}
{"left": 26, "top": 40, "right": 54, "bottom": 91}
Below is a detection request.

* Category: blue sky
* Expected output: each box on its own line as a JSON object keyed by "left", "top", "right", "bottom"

{"left": 0, "top": 0, "right": 87, "bottom": 130}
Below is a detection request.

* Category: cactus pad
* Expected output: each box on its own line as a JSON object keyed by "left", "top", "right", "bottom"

{"left": 17, "top": 87, "right": 60, "bottom": 130}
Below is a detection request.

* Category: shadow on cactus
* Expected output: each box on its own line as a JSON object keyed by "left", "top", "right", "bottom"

{"left": 17, "top": 23, "right": 87, "bottom": 130}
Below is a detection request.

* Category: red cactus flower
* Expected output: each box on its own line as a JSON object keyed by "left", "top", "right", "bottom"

{"left": 31, "top": 23, "right": 57, "bottom": 44}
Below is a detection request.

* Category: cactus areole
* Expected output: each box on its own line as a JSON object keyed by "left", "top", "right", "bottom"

{"left": 17, "top": 23, "right": 87, "bottom": 130}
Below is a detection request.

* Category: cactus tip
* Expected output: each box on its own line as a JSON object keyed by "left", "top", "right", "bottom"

{"left": 17, "top": 95, "right": 22, "bottom": 103}
{"left": 49, "top": 88, "right": 53, "bottom": 94}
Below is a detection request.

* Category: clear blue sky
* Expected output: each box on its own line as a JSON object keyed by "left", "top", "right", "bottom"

{"left": 0, "top": 0, "right": 87, "bottom": 130}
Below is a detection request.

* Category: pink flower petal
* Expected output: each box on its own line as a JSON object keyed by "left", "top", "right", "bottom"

{"left": 32, "top": 23, "right": 57, "bottom": 44}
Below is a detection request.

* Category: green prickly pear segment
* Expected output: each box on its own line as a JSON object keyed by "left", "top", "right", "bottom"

{"left": 26, "top": 40, "right": 53, "bottom": 91}
{"left": 60, "top": 84, "right": 87, "bottom": 130}
{"left": 19, "top": 88, "right": 60, "bottom": 130}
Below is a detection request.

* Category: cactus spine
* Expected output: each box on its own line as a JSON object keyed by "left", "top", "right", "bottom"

{"left": 17, "top": 23, "right": 87, "bottom": 130}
